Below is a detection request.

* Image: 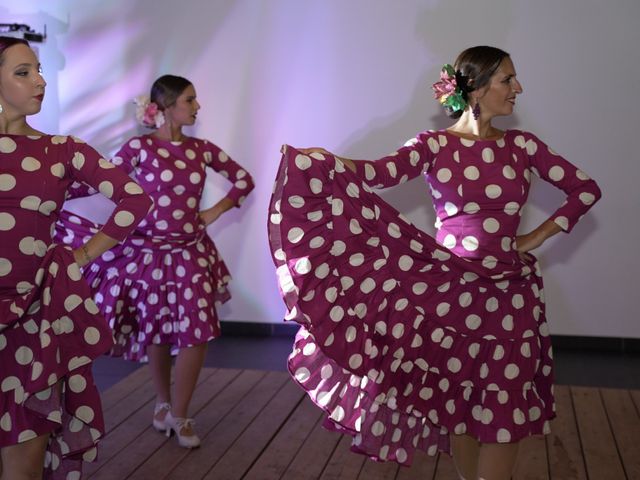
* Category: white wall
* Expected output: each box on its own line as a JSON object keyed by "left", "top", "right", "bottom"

{"left": 3, "top": 0, "right": 638, "bottom": 337}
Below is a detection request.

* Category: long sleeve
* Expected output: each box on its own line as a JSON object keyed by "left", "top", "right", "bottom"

{"left": 352, "top": 132, "right": 435, "bottom": 189}
{"left": 64, "top": 138, "right": 141, "bottom": 200}
{"left": 66, "top": 137, "right": 152, "bottom": 241}
{"left": 203, "top": 141, "right": 254, "bottom": 207}
{"left": 111, "top": 138, "right": 142, "bottom": 175}
{"left": 523, "top": 132, "right": 602, "bottom": 233}
{"left": 65, "top": 181, "right": 97, "bottom": 200}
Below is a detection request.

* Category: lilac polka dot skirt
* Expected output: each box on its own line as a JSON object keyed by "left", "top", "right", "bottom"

{"left": 57, "top": 211, "right": 230, "bottom": 362}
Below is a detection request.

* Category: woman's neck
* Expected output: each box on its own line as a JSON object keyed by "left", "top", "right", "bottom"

{"left": 448, "top": 111, "right": 502, "bottom": 140}
{"left": 154, "top": 122, "right": 185, "bottom": 142}
{"left": 0, "top": 115, "right": 38, "bottom": 135}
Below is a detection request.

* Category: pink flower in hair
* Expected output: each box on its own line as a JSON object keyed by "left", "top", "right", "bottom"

{"left": 134, "top": 95, "right": 165, "bottom": 128}
{"left": 431, "top": 66, "right": 458, "bottom": 103}
{"left": 431, "top": 64, "right": 467, "bottom": 112}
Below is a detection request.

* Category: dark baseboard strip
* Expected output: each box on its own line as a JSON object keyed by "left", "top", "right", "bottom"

{"left": 221, "top": 322, "right": 640, "bottom": 354}
{"left": 221, "top": 321, "right": 298, "bottom": 337}
{"left": 551, "top": 334, "right": 640, "bottom": 354}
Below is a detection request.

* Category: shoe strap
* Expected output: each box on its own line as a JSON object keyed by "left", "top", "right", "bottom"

{"left": 172, "top": 416, "right": 196, "bottom": 431}
{"left": 154, "top": 402, "right": 171, "bottom": 415}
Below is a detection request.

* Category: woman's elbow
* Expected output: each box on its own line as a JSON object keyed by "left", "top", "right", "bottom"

{"left": 590, "top": 180, "right": 603, "bottom": 204}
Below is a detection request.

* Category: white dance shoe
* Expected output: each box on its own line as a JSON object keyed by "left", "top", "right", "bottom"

{"left": 164, "top": 411, "right": 201, "bottom": 448}
{"left": 152, "top": 402, "right": 171, "bottom": 432}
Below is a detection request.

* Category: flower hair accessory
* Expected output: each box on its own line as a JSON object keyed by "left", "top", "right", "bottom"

{"left": 431, "top": 64, "right": 468, "bottom": 113}
{"left": 134, "top": 95, "right": 165, "bottom": 129}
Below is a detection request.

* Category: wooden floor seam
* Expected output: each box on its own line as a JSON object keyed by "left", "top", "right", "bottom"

{"left": 85, "top": 367, "right": 640, "bottom": 479}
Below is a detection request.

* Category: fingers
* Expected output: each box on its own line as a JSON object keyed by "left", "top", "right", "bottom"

{"left": 297, "top": 147, "right": 331, "bottom": 156}
{"left": 518, "top": 251, "right": 534, "bottom": 263}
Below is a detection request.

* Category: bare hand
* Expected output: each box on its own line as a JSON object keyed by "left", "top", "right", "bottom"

{"left": 515, "top": 232, "right": 544, "bottom": 252}
{"left": 514, "top": 232, "right": 543, "bottom": 262}
{"left": 200, "top": 197, "right": 235, "bottom": 226}
{"left": 287, "top": 147, "right": 356, "bottom": 172}
{"left": 72, "top": 248, "right": 89, "bottom": 268}
{"left": 296, "top": 147, "right": 333, "bottom": 156}
{"left": 199, "top": 207, "right": 222, "bottom": 226}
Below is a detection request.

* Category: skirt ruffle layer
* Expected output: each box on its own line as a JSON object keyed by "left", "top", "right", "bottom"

{"left": 0, "top": 244, "right": 113, "bottom": 478}
{"left": 56, "top": 212, "right": 230, "bottom": 362}
{"left": 268, "top": 146, "right": 555, "bottom": 465}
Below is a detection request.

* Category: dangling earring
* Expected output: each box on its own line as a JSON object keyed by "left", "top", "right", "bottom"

{"left": 472, "top": 101, "right": 480, "bottom": 120}
{"left": 0, "top": 104, "right": 3, "bottom": 114}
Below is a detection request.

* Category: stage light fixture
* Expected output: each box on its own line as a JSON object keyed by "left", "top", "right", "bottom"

{"left": 0, "top": 23, "right": 46, "bottom": 43}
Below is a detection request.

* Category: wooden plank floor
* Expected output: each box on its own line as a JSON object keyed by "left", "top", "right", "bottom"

{"left": 87, "top": 368, "right": 640, "bottom": 479}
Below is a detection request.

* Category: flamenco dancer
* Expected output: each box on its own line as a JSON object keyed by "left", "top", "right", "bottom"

{"left": 0, "top": 37, "right": 151, "bottom": 479}
{"left": 268, "top": 46, "right": 601, "bottom": 479}
{"left": 58, "top": 75, "right": 254, "bottom": 448}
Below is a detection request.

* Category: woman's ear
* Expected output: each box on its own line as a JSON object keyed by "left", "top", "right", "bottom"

{"left": 472, "top": 82, "right": 489, "bottom": 100}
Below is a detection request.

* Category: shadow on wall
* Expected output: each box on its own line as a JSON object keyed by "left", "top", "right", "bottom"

{"left": 60, "top": 0, "right": 240, "bottom": 156}
{"left": 58, "top": 0, "right": 253, "bottom": 225}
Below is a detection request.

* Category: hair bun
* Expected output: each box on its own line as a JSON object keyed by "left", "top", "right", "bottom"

{"left": 454, "top": 71, "right": 471, "bottom": 94}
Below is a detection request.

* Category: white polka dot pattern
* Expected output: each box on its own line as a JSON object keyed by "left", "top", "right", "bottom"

{"left": 268, "top": 129, "right": 600, "bottom": 466}
{"left": 0, "top": 134, "right": 153, "bottom": 477}
{"left": 57, "top": 135, "right": 253, "bottom": 363}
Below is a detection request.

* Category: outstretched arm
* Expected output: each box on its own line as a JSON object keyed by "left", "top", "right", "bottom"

{"left": 294, "top": 134, "right": 433, "bottom": 188}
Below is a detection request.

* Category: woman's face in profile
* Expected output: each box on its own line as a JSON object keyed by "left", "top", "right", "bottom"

{"left": 165, "top": 84, "right": 200, "bottom": 128}
{"left": 477, "top": 57, "right": 523, "bottom": 118}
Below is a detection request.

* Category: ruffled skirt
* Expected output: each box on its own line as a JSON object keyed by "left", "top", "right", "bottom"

{"left": 56, "top": 212, "right": 230, "bottom": 362}
{"left": 0, "top": 244, "right": 113, "bottom": 479}
{"left": 267, "top": 146, "right": 555, "bottom": 465}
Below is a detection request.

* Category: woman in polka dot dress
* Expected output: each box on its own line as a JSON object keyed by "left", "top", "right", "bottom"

{"left": 58, "top": 75, "right": 254, "bottom": 448}
{"left": 268, "top": 46, "right": 601, "bottom": 479}
{"left": 0, "top": 37, "right": 152, "bottom": 479}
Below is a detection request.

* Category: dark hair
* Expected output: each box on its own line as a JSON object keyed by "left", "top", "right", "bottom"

{"left": 445, "top": 46, "right": 510, "bottom": 119}
{"left": 0, "top": 36, "right": 30, "bottom": 66}
{"left": 150, "top": 75, "right": 192, "bottom": 110}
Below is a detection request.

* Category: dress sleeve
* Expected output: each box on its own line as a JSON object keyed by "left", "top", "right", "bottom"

{"left": 524, "top": 132, "right": 601, "bottom": 233}
{"left": 65, "top": 138, "right": 141, "bottom": 200}
{"left": 203, "top": 141, "right": 254, "bottom": 207}
{"left": 65, "top": 180, "right": 98, "bottom": 200}
{"left": 67, "top": 137, "right": 153, "bottom": 241}
{"left": 111, "top": 138, "right": 142, "bottom": 175}
{"left": 352, "top": 132, "right": 434, "bottom": 188}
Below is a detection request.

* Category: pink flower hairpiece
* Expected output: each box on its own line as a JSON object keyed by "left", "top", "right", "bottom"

{"left": 134, "top": 95, "right": 165, "bottom": 129}
{"left": 431, "top": 64, "right": 467, "bottom": 113}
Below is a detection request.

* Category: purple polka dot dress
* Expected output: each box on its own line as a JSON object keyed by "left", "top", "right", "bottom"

{"left": 268, "top": 129, "right": 601, "bottom": 464}
{"left": 0, "top": 134, "right": 152, "bottom": 478}
{"left": 57, "top": 135, "right": 254, "bottom": 362}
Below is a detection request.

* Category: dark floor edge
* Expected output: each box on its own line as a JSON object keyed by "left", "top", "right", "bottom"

{"left": 222, "top": 321, "right": 640, "bottom": 353}
{"left": 551, "top": 334, "right": 640, "bottom": 353}
{"left": 221, "top": 320, "right": 298, "bottom": 337}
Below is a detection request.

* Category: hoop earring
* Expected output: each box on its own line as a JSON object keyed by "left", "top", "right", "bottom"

{"left": 472, "top": 102, "right": 480, "bottom": 120}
